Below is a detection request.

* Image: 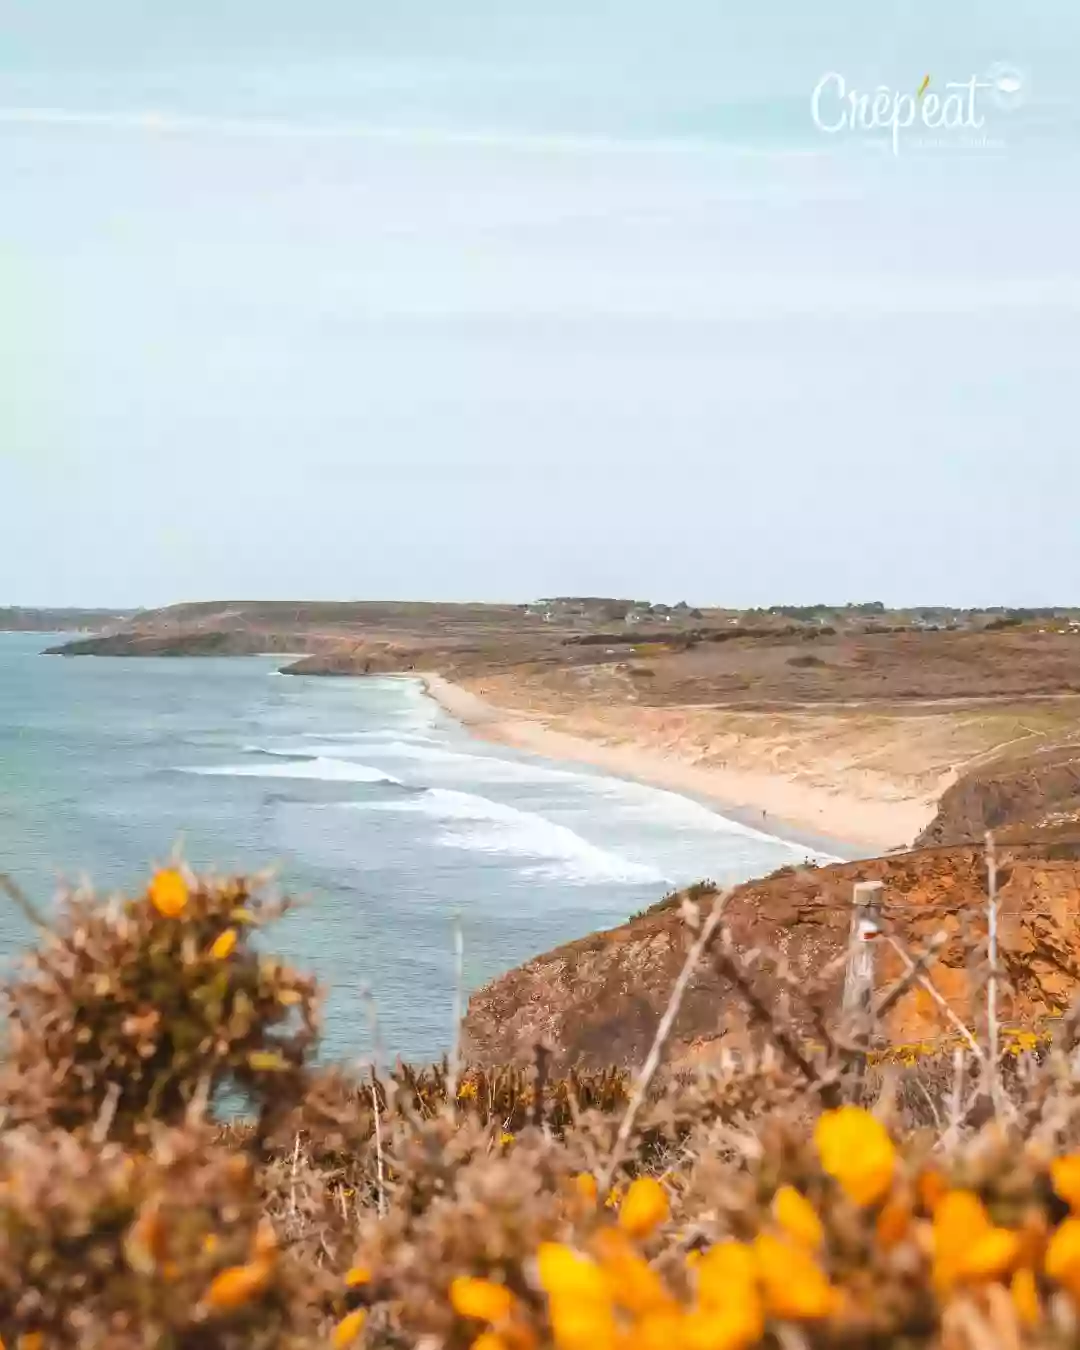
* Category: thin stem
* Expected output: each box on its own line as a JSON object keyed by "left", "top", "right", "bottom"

{"left": 986, "top": 830, "right": 1002, "bottom": 1116}
{"left": 370, "top": 1071, "right": 386, "bottom": 1218}
{"left": 447, "top": 914, "right": 465, "bottom": 1103}
{"left": 883, "top": 934, "right": 984, "bottom": 1061}
{"left": 597, "top": 888, "right": 730, "bottom": 1194}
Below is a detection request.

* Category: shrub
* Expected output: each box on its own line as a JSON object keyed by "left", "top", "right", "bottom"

{"left": 0, "top": 868, "right": 318, "bottom": 1142}
{"left": 0, "top": 1118, "right": 335, "bottom": 1346}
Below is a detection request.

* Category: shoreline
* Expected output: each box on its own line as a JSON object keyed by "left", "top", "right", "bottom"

{"left": 415, "top": 673, "right": 880, "bottom": 861}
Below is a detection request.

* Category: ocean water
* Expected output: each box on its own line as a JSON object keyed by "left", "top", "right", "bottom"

{"left": 0, "top": 633, "right": 835, "bottom": 1062}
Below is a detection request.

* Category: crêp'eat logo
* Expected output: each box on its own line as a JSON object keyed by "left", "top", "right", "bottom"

{"left": 811, "top": 64, "right": 1027, "bottom": 154}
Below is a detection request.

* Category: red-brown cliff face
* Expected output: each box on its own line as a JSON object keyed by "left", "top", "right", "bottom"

{"left": 461, "top": 847, "right": 1080, "bottom": 1072}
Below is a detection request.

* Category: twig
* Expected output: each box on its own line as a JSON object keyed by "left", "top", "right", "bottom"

{"left": 362, "top": 988, "right": 385, "bottom": 1081}
{"left": 597, "top": 887, "right": 730, "bottom": 1194}
{"left": 0, "top": 873, "right": 49, "bottom": 931}
{"left": 370, "top": 1070, "right": 386, "bottom": 1218}
{"left": 873, "top": 930, "right": 949, "bottom": 1019}
{"left": 447, "top": 914, "right": 465, "bottom": 1103}
{"left": 986, "top": 830, "right": 1003, "bottom": 1117}
{"left": 712, "top": 930, "right": 839, "bottom": 1106}
{"left": 914, "top": 1076, "right": 944, "bottom": 1131}
{"left": 532, "top": 1042, "right": 550, "bottom": 1130}
{"left": 289, "top": 1132, "right": 301, "bottom": 1218}
{"left": 90, "top": 1082, "right": 121, "bottom": 1144}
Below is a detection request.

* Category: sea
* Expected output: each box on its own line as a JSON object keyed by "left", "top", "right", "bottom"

{"left": 0, "top": 633, "right": 842, "bottom": 1064}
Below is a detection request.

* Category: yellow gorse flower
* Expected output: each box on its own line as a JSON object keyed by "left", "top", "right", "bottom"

{"left": 814, "top": 1106, "right": 896, "bottom": 1206}
{"left": 470, "top": 1335, "right": 510, "bottom": 1350}
{"left": 695, "top": 1240, "right": 758, "bottom": 1310}
{"left": 574, "top": 1173, "right": 598, "bottom": 1204}
{"left": 681, "top": 1304, "right": 764, "bottom": 1350}
{"left": 333, "top": 1309, "right": 368, "bottom": 1347}
{"left": 961, "top": 1227, "right": 1023, "bottom": 1281}
{"left": 1052, "top": 1156, "right": 1080, "bottom": 1212}
{"left": 632, "top": 1309, "right": 684, "bottom": 1350}
{"left": 753, "top": 1233, "right": 840, "bottom": 1320}
{"left": 536, "top": 1242, "right": 617, "bottom": 1350}
{"left": 875, "top": 1195, "right": 912, "bottom": 1249}
{"left": 450, "top": 1276, "right": 516, "bottom": 1323}
{"left": 149, "top": 868, "right": 188, "bottom": 918}
{"left": 1011, "top": 1268, "right": 1041, "bottom": 1327}
{"left": 210, "top": 927, "right": 238, "bottom": 960}
{"left": 548, "top": 1298, "right": 618, "bottom": 1350}
{"left": 617, "top": 1177, "right": 669, "bottom": 1239}
{"left": 203, "top": 1260, "right": 273, "bottom": 1310}
{"left": 772, "top": 1186, "right": 824, "bottom": 1251}
{"left": 1045, "top": 1217, "right": 1080, "bottom": 1302}
{"left": 592, "top": 1228, "right": 674, "bottom": 1316}
{"left": 536, "top": 1243, "right": 610, "bottom": 1303}
{"left": 932, "top": 1190, "right": 999, "bottom": 1292}
{"left": 690, "top": 1240, "right": 764, "bottom": 1348}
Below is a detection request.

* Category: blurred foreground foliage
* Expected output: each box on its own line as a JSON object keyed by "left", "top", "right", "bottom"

{"left": 4, "top": 866, "right": 1080, "bottom": 1349}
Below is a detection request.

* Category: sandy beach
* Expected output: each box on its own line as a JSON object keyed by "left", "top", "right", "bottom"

{"left": 419, "top": 672, "right": 956, "bottom": 855}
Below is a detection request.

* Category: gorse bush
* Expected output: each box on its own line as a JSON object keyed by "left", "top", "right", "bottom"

{"left": 0, "top": 1121, "right": 332, "bottom": 1348}
{"left": 5, "top": 863, "right": 1080, "bottom": 1347}
{"left": 0, "top": 869, "right": 318, "bottom": 1142}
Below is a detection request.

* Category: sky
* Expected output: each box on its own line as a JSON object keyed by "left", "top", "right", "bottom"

{"left": 2, "top": 0, "right": 1079, "bottom": 608}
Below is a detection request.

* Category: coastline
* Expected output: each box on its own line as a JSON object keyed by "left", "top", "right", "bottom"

{"left": 415, "top": 673, "right": 909, "bottom": 860}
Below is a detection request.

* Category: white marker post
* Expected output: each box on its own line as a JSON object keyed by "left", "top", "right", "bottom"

{"left": 843, "top": 880, "right": 885, "bottom": 1017}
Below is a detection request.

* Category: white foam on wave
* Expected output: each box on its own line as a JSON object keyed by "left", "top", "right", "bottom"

{"left": 347, "top": 788, "right": 667, "bottom": 886}
{"left": 309, "top": 737, "right": 580, "bottom": 783}
{"left": 181, "top": 757, "right": 402, "bottom": 785}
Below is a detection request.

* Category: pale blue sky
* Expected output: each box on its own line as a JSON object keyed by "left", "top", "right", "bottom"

{"left": 2, "top": 1, "right": 1078, "bottom": 606}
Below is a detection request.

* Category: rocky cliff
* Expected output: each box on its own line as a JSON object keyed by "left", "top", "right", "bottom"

{"left": 917, "top": 743, "right": 1080, "bottom": 846}
{"left": 462, "top": 846, "right": 1080, "bottom": 1071}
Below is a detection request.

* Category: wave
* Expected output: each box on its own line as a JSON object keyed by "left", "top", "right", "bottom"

{"left": 346, "top": 787, "right": 666, "bottom": 886}
{"left": 180, "top": 757, "right": 403, "bottom": 786}
{"left": 289, "top": 737, "right": 583, "bottom": 784}
{"left": 241, "top": 746, "right": 313, "bottom": 759}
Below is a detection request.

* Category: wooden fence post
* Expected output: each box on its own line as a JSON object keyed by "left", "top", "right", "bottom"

{"left": 843, "top": 880, "right": 885, "bottom": 1016}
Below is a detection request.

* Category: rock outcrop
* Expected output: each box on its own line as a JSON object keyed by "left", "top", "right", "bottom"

{"left": 917, "top": 744, "right": 1080, "bottom": 846}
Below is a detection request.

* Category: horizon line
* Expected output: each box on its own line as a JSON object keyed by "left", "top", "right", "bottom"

{"left": 0, "top": 104, "right": 826, "bottom": 159}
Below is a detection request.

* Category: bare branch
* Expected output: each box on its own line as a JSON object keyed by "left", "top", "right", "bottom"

{"left": 0, "top": 873, "right": 49, "bottom": 931}
{"left": 597, "top": 887, "right": 731, "bottom": 1193}
{"left": 873, "top": 930, "right": 949, "bottom": 1020}
{"left": 711, "top": 930, "right": 840, "bottom": 1107}
{"left": 882, "top": 933, "right": 984, "bottom": 1062}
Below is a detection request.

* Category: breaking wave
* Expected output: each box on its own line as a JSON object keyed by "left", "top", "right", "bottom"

{"left": 346, "top": 787, "right": 667, "bottom": 886}
{"left": 180, "top": 757, "right": 402, "bottom": 786}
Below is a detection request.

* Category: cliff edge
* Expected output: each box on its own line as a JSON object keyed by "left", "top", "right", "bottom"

{"left": 462, "top": 846, "right": 1080, "bottom": 1071}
